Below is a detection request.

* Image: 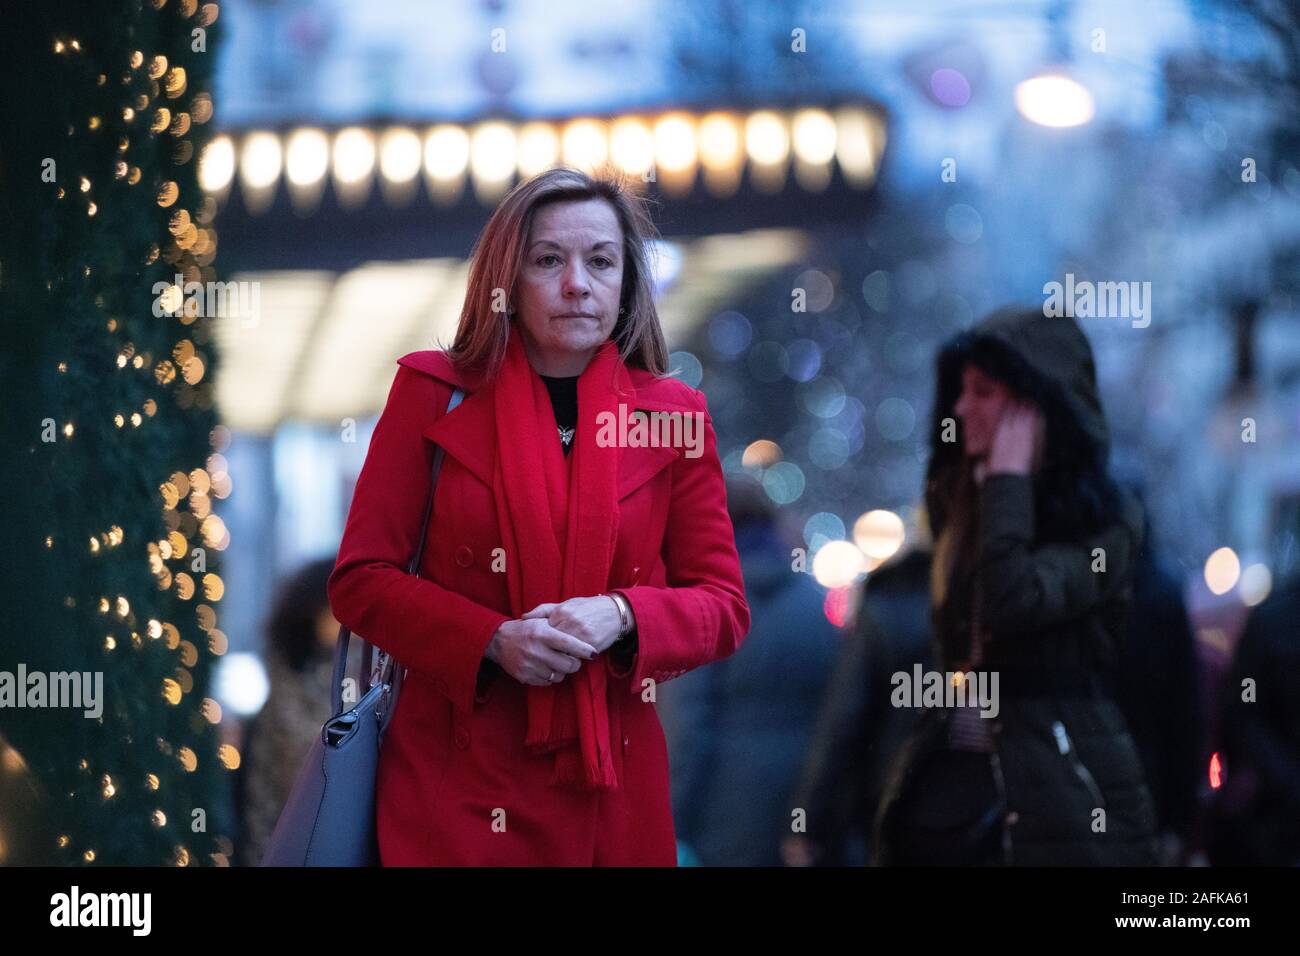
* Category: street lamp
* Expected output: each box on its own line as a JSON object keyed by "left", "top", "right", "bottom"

{"left": 1016, "top": 0, "right": 1095, "bottom": 128}
{"left": 1015, "top": 72, "right": 1095, "bottom": 127}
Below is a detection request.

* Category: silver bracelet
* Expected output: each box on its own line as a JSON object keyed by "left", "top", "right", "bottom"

{"left": 606, "top": 592, "right": 630, "bottom": 637}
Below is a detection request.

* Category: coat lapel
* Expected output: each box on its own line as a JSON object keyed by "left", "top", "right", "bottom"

{"left": 420, "top": 384, "right": 496, "bottom": 487}
{"left": 404, "top": 351, "right": 694, "bottom": 501}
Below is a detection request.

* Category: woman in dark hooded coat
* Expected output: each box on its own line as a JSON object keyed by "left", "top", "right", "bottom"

{"left": 873, "top": 306, "right": 1160, "bottom": 866}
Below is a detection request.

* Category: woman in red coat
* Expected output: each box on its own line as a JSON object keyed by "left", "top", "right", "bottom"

{"left": 328, "top": 165, "right": 751, "bottom": 866}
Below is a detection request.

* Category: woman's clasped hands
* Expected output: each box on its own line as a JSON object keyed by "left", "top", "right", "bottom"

{"left": 486, "top": 596, "right": 624, "bottom": 686}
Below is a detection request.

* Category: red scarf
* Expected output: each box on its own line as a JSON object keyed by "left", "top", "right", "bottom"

{"left": 491, "top": 327, "right": 628, "bottom": 789}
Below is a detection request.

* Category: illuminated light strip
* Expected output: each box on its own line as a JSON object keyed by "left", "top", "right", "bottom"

{"left": 200, "top": 107, "right": 886, "bottom": 212}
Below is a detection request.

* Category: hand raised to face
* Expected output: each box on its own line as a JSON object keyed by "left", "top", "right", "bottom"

{"left": 984, "top": 399, "right": 1043, "bottom": 478}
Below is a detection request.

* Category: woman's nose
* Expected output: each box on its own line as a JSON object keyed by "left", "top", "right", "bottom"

{"left": 561, "top": 263, "right": 590, "bottom": 296}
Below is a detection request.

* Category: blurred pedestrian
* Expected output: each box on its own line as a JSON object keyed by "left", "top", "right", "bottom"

{"left": 1209, "top": 573, "right": 1300, "bottom": 866}
{"left": 658, "top": 473, "right": 840, "bottom": 865}
{"left": 873, "top": 305, "right": 1160, "bottom": 866}
{"left": 783, "top": 529, "right": 934, "bottom": 866}
{"left": 1114, "top": 479, "right": 1204, "bottom": 863}
{"left": 237, "top": 557, "right": 354, "bottom": 867}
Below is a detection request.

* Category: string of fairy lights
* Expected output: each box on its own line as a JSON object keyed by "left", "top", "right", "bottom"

{"left": 198, "top": 105, "right": 888, "bottom": 213}
{"left": 36, "top": 0, "right": 237, "bottom": 867}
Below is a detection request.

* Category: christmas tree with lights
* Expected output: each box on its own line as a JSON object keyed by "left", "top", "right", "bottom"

{"left": 0, "top": 0, "right": 232, "bottom": 866}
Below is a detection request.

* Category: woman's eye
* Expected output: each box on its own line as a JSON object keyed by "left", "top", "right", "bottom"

{"left": 538, "top": 255, "right": 560, "bottom": 267}
{"left": 591, "top": 257, "right": 613, "bottom": 268}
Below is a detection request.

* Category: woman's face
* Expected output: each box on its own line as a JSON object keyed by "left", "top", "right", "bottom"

{"left": 513, "top": 198, "right": 624, "bottom": 376}
{"left": 314, "top": 605, "right": 339, "bottom": 652}
{"left": 953, "top": 363, "right": 1014, "bottom": 458}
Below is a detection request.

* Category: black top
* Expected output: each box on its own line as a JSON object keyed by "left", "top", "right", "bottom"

{"left": 540, "top": 373, "right": 579, "bottom": 457}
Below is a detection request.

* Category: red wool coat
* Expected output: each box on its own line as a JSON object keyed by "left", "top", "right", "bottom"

{"left": 327, "top": 350, "right": 751, "bottom": 865}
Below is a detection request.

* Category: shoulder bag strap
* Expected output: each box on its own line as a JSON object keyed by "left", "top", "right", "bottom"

{"left": 330, "top": 385, "right": 466, "bottom": 716}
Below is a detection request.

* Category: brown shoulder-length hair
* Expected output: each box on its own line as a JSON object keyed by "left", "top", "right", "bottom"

{"left": 443, "top": 164, "right": 670, "bottom": 384}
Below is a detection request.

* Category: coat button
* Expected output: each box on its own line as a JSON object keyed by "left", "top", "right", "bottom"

{"left": 623, "top": 736, "right": 629, "bottom": 748}
{"left": 454, "top": 545, "right": 474, "bottom": 568}
{"left": 454, "top": 727, "right": 471, "bottom": 749}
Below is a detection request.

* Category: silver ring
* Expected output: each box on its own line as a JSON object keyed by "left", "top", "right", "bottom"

{"left": 548, "top": 670, "right": 556, "bottom": 682}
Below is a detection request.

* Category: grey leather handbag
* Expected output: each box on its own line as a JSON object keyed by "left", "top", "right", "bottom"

{"left": 260, "top": 387, "right": 465, "bottom": 866}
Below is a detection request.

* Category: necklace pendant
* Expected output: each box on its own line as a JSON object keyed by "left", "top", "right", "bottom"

{"left": 558, "top": 425, "right": 575, "bottom": 446}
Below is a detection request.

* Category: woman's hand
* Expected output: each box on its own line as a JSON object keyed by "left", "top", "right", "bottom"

{"left": 486, "top": 618, "right": 598, "bottom": 686}
{"left": 522, "top": 596, "right": 624, "bottom": 655}
{"left": 984, "top": 399, "right": 1043, "bottom": 479}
